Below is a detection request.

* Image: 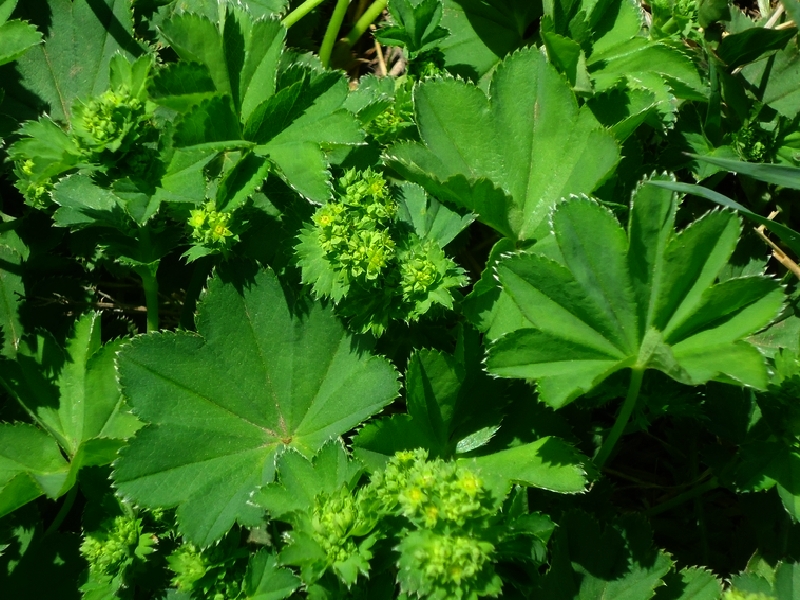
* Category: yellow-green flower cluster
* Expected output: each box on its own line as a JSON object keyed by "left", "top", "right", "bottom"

{"left": 722, "top": 591, "right": 775, "bottom": 600}
{"left": 167, "top": 534, "right": 249, "bottom": 600}
{"left": 189, "top": 202, "right": 235, "bottom": 248}
{"left": 399, "top": 240, "right": 443, "bottom": 301}
{"left": 21, "top": 179, "right": 54, "bottom": 208}
{"left": 310, "top": 487, "right": 363, "bottom": 564}
{"left": 371, "top": 449, "right": 493, "bottom": 529}
{"left": 80, "top": 515, "right": 152, "bottom": 576}
{"left": 366, "top": 101, "right": 416, "bottom": 146}
{"left": 313, "top": 168, "right": 398, "bottom": 284}
{"left": 397, "top": 530, "right": 500, "bottom": 600}
{"left": 734, "top": 122, "right": 774, "bottom": 163}
{"left": 298, "top": 168, "right": 467, "bottom": 334}
{"left": 367, "top": 450, "right": 501, "bottom": 598}
{"left": 168, "top": 544, "right": 208, "bottom": 592}
{"left": 73, "top": 86, "right": 146, "bottom": 156}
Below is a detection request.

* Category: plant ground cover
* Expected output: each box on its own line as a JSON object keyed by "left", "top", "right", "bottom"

{"left": 2, "top": 0, "right": 800, "bottom": 598}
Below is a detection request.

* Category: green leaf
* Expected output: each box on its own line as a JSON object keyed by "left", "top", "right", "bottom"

{"left": 172, "top": 96, "right": 247, "bottom": 151}
{"left": 698, "top": 0, "right": 730, "bottom": 28}
{"left": 761, "top": 43, "right": 800, "bottom": 120}
{"left": 156, "top": 0, "right": 289, "bottom": 24}
{"left": 460, "top": 437, "right": 590, "bottom": 495}
{"left": 0, "top": 241, "right": 25, "bottom": 359}
{"left": 51, "top": 174, "right": 132, "bottom": 229}
{"left": 0, "top": 18, "right": 41, "bottom": 67}
{"left": 462, "top": 238, "right": 534, "bottom": 338}
{"left": 541, "top": 31, "right": 583, "bottom": 88}
{"left": 438, "top": 0, "right": 539, "bottom": 80}
{"left": 158, "top": 9, "right": 284, "bottom": 124}
{"left": 158, "top": 8, "right": 363, "bottom": 202}
{"left": 775, "top": 561, "right": 800, "bottom": 600}
{"left": 353, "top": 325, "right": 508, "bottom": 459}
{"left": 387, "top": 48, "right": 619, "bottom": 241}
{"left": 244, "top": 550, "right": 300, "bottom": 600}
{"left": 690, "top": 154, "right": 800, "bottom": 190}
{"left": 376, "top": 0, "right": 450, "bottom": 57}
{"left": 545, "top": 0, "right": 705, "bottom": 105}
{"left": 252, "top": 440, "right": 363, "bottom": 517}
{"left": 12, "top": 0, "right": 142, "bottom": 121}
{"left": 250, "top": 69, "right": 363, "bottom": 202}
{"left": 216, "top": 152, "right": 271, "bottom": 212}
{"left": 0, "top": 313, "right": 141, "bottom": 484}
{"left": 486, "top": 180, "right": 784, "bottom": 408}
{"left": 6, "top": 117, "right": 82, "bottom": 188}
{"left": 147, "top": 62, "right": 218, "bottom": 113}
{"left": 589, "top": 38, "right": 705, "bottom": 102}
{"left": 0, "top": 0, "right": 16, "bottom": 25}
{"left": 717, "top": 27, "right": 798, "bottom": 70}
{"left": 395, "top": 182, "right": 473, "bottom": 247}
{"left": 654, "top": 567, "right": 723, "bottom": 600}
{"left": 154, "top": 148, "right": 217, "bottom": 205}
{"left": 113, "top": 267, "right": 399, "bottom": 546}
{"left": 539, "top": 511, "right": 673, "bottom": 600}
{"left": 588, "top": 87, "right": 659, "bottom": 142}
{"left": 0, "top": 424, "right": 69, "bottom": 517}
{"left": 650, "top": 179, "right": 800, "bottom": 259}
{"left": 350, "top": 415, "right": 431, "bottom": 473}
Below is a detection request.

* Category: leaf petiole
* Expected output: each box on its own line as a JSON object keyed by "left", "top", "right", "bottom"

{"left": 319, "top": 0, "right": 352, "bottom": 68}
{"left": 594, "top": 367, "right": 645, "bottom": 469}
{"left": 345, "top": 0, "right": 389, "bottom": 48}
{"left": 282, "top": 0, "right": 329, "bottom": 29}
{"left": 44, "top": 484, "right": 77, "bottom": 537}
{"left": 133, "top": 264, "right": 159, "bottom": 333}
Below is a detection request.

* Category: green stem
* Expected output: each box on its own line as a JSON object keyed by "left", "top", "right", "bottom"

{"left": 45, "top": 485, "right": 78, "bottom": 537}
{"left": 345, "top": 0, "right": 388, "bottom": 47}
{"left": 594, "top": 367, "right": 645, "bottom": 469}
{"left": 645, "top": 477, "right": 720, "bottom": 517}
{"left": 282, "top": 0, "right": 328, "bottom": 29}
{"left": 319, "top": 0, "right": 352, "bottom": 68}
{"left": 690, "top": 429, "right": 710, "bottom": 564}
{"left": 135, "top": 265, "right": 160, "bottom": 333}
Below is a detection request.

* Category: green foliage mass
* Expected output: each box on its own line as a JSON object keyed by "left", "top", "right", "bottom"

{"left": 2, "top": 0, "right": 800, "bottom": 599}
{"left": 297, "top": 168, "right": 467, "bottom": 334}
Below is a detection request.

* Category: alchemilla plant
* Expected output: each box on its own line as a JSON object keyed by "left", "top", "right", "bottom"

{"left": 1, "top": 0, "right": 800, "bottom": 598}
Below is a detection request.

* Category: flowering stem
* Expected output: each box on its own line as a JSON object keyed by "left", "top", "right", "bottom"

{"left": 594, "top": 367, "right": 645, "bottom": 469}
{"left": 319, "top": 0, "right": 352, "bottom": 68}
{"left": 345, "top": 0, "right": 388, "bottom": 48}
{"left": 282, "top": 0, "right": 328, "bottom": 29}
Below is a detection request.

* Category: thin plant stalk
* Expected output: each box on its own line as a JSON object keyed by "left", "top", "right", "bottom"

{"left": 645, "top": 477, "right": 720, "bottom": 517}
{"left": 44, "top": 485, "right": 78, "bottom": 536}
{"left": 135, "top": 265, "right": 160, "bottom": 333}
{"left": 283, "top": 0, "right": 328, "bottom": 29}
{"left": 594, "top": 367, "right": 645, "bottom": 468}
{"left": 319, "top": 0, "right": 352, "bottom": 68}
{"left": 345, "top": 0, "right": 388, "bottom": 47}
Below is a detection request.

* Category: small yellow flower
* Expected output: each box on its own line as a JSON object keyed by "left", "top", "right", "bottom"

{"left": 189, "top": 210, "right": 206, "bottom": 229}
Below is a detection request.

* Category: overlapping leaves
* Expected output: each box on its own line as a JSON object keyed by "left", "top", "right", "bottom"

{"left": 387, "top": 47, "right": 620, "bottom": 242}
{"left": 151, "top": 7, "right": 363, "bottom": 205}
{"left": 0, "top": 313, "right": 140, "bottom": 516}
{"left": 113, "top": 267, "right": 400, "bottom": 546}
{"left": 486, "top": 179, "right": 784, "bottom": 408}
{"left": 353, "top": 327, "right": 592, "bottom": 495}
{"left": 8, "top": 0, "right": 142, "bottom": 122}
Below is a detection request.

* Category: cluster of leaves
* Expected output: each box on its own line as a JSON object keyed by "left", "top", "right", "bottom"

{"left": 253, "top": 443, "right": 556, "bottom": 599}
{"left": 2, "top": 0, "right": 800, "bottom": 599}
